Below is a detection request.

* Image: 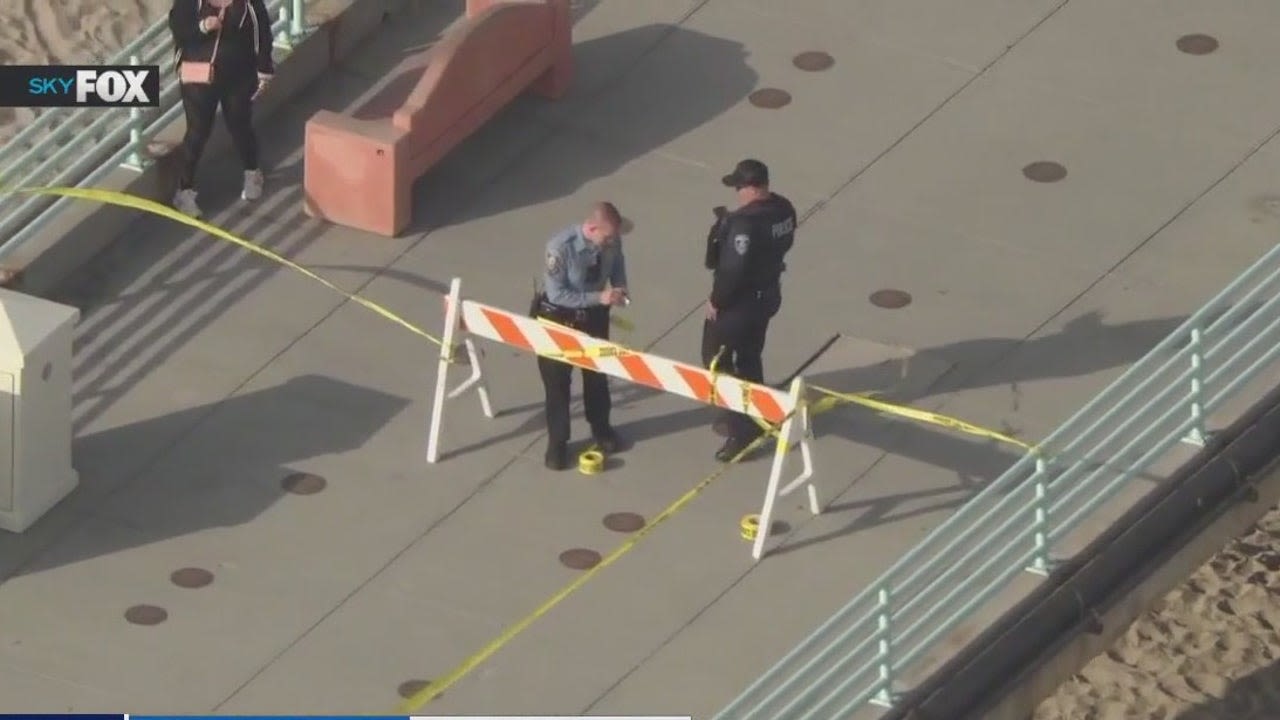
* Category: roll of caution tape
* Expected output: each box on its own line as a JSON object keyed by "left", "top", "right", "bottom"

{"left": 740, "top": 514, "right": 761, "bottom": 541}
{"left": 578, "top": 449, "right": 605, "bottom": 475}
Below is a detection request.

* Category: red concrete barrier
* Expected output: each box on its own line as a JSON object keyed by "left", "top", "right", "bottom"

{"left": 302, "top": 0, "right": 572, "bottom": 237}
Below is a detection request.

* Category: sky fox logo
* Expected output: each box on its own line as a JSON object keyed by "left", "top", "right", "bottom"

{"left": 2, "top": 65, "right": 161, "bottom": 108}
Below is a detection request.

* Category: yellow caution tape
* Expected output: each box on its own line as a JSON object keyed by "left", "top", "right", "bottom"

{"left": 807, "top": 384, "right": 1038, "bottom": 453}
{"left": 533, "top": 315, "right": 637, "bottom": 360}
{"left": 739, "top": 514, "right": 760, "bottom": 541}
{"left": 577, "top": 449, "right": 605, "bottom": 475}
{"left": 13, "top": 186, "right": 453, "bottom": 349}
{"left": 397, "top": 404, "right": 794, "bottom": 712}
{"left": 0, "top": 186, "right": 1042, "bottom": 711}
{"left": 707, "top": 345, "right": 725, "bottom": 406}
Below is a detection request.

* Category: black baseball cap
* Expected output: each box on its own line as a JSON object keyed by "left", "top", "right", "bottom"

{"left": 721, "top": 159, "right": 769, "bottom": 188}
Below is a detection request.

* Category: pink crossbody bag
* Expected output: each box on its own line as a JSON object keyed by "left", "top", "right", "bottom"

{"left": 178, "top": 5, "right": 225, "bottom": 84}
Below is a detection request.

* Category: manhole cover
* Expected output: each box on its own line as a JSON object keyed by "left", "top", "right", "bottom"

{"left": 603, "top": 512, "right": 645, "bottom": 533}
{"left": 124, "top": 604, "right": 168, "bottom": 626}
{"left": 749, "top": 88, "right": 792, "bottom": 109}
{"left": 281, "top": 472, "right": 327, "bottom": 495}
{"left": 1176, "top": 34, "right": 1218, "bottom": 55}
{"left": 793, "top": 51, "right": 834, "bottom": 72}
{"left": 170, "top": 567, "right": 214, "bottom": 588}
{"left": 1248, "top": 195, "right": 1280, "bottom": 218}
{"left": 869, "top": 289, "right": 912, "bottom": 309}
{"left": 1022, "top": 161, "right": 1067, "bottom": 183}
{"left": 397, "top": 679, "right": 438, "bottom": 700}
{"left": 559, "top": 548, "right": 602, "bottom": 570}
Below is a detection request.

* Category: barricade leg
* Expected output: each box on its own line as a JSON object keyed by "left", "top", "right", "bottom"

{"left": 751, "top": 377, "right": 812, "bottom": 560}
{"left": 427, "top": 277, "right": 494, "bottom": 463}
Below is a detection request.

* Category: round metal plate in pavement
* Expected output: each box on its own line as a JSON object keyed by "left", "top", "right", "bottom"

{"left": 869, "top": 289, "right": 912, "bottom": 309}
{"left": 793, "top": 51, "right": 834, "bottom": 72}
{"left": 559, "top": 548, "right": 602, "bottom": 570}
{"left": 1022, "top": 161, "right": 1067, "bottom": 183}
{"left": 171, "top": 567, "right": 214, "bottom": 589}
{"left": 124, "top": 604, "right": 168, "bottom": 626}
{"left": 748, "top": 88, "right": 792, "bottom": 109}
{"left": 282, "top": 472, "right": 327, "bottom": 495}
{"left": 603, "top": 512, "right": 646, "bottom": 533}
{"left": 1176, "top": 34, "right": 1218, "bottom": 55}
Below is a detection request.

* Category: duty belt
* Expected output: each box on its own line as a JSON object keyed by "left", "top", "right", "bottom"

{"left": 538, "top": 301, "right": 595, "bottom": 325}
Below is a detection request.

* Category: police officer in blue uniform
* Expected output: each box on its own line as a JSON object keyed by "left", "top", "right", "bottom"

{"left": 536, "top": 202, "right": 630, "bottom": 470}
{"left": 703, "top": 159, "right": 798, "bottom": 461}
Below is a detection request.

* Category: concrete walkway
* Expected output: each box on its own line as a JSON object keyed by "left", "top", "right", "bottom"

{"left": 3, "top": 0, "right": 1280, "bottom": 716}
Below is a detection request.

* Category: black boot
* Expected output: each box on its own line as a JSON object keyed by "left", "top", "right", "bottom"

{"left": 715, "top": 436, "right": 754, "bottom": 463}
{"left": 592, "top": 425, "right": 621, "bottom": 454}
{"left": 545, "top": 443, "right": 569, "bottom": 471}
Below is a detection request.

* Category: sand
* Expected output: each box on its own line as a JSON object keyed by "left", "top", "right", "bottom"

{"left": 0, "top": 0, "right": 171, "bottom": 143}
{"left": 1035, "top": 503, "right": 1280, "bottom": 720}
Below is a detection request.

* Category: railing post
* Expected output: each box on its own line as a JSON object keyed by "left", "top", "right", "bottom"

{"left": 275, "top": 3, "right": 293, "bottom": 48}
{"left": 275, "top": 0, "right": 307, "bottom": 49}
{"left": 1182, "top": 325, "right": 1208, "bottom": 446}
{"left": 120, "top": 54, "right": 148, "bottom": 171}
{"left": 291, "top": 0, "right": 306, "bottom": 40}
{"left": 868, "top": 584, "right": 896, "bottom": 707}
{"left": 1026, "top": 456, "right": 1053, "bottom": 576}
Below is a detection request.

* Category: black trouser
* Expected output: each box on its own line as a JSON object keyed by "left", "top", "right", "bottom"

{"left": 702, "top": 293, "right": 780, "bottom": 441}
{"left": 538, "top": 305, "right": 612, "bottom": 449}
{"left": 178, "top": 76, "right": 259, "bottom": 190}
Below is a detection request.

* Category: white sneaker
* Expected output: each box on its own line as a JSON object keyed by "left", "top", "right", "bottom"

{"left": 241, "top": 169, "right": 264, "bottom": 201}
{"left": 173, "top": 188, "right": 202, "bottom": 217}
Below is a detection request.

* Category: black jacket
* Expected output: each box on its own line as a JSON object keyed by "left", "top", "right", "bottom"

{"left": 169, "top": 0, "right": 275, "bottom": 84}
{"left": 708, "top": 193, "right": 797, "bottom": 310}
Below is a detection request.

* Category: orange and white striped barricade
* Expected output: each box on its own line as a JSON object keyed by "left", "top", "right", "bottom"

{"left": 426, "top": 278, "right": 495, "bottom": 464}
{"left": 428, "top": 276, "right": 820, "bottom": 559}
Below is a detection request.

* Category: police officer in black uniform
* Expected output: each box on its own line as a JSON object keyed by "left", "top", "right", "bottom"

{"left": 703, "top": 159, "right": 797, "bottom": 461}
{"left": 536, "top": 202, "right": 629, "bottom": 470}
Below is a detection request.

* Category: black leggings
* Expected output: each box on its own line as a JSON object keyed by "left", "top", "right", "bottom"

{"left": 178, "top": 79, "right": 259, "bottom": 189}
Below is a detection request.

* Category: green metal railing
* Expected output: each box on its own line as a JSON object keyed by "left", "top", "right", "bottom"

{"left": 715, "top": 240, "right": 1280, "bottom": 718}
{"left": 0, "top": 0, "right": 311, "bottom": 261}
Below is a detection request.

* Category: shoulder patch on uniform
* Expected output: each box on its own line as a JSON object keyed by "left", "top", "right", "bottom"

{"left": 546, "top": 251, "right": 562, "bottom": 273}
{"left": 733, "top": 234, "right": 750, "bottom": 255}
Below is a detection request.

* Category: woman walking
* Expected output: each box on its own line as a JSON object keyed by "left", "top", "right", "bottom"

{"left": 168, "top": 0, "right": 275, "bottom": 217}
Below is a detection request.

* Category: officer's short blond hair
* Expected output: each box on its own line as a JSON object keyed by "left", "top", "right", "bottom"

{"left": 589, "top": 201, "right": 622, "bottom": 229}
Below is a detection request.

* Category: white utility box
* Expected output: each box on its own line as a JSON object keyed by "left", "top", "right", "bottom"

{"left": 0, "top": 288, "right": 79, "bottom": 532}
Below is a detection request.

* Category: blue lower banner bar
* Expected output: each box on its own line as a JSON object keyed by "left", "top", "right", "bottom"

{"left": 128, "top": 716, "right": 694, "bottom": 720}
{"left": 0, "top": 715, "right": 692, "bottom": 720}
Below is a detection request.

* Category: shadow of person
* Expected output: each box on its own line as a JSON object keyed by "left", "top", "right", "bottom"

{"left": 409, "top": 23, "right": 758, "bottom": 231}
{"left": 7, "top": 374, "right": 410, "bottom": 578}
{"left": 808, "top": 312, "right": 1191, "bottom": 416}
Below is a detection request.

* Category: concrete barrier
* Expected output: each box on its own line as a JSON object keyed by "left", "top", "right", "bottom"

{"left": 302, "top": 0, "right": 570, "bottom": 237}
{"left": 9, "top": 0, "right": 417, "bottom": 297}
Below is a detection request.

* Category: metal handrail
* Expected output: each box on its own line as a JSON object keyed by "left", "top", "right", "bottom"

{"left": 715, "top": 237, "right": 1280, "bottom": 719}
{"left": 0, "top": 0, "right": 309, "bottom": 260}
{"left": 0, "top": 21, "right": 173, "bottom": 169}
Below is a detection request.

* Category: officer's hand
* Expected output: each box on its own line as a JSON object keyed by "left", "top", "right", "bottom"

{"left": 599, "top": 288, "right": 624, "bottom": 305}
{"left": 705, "top": 301, "right": 717, "bottom": 320}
